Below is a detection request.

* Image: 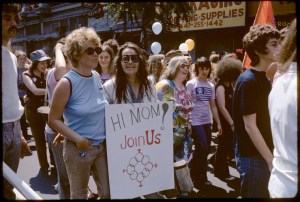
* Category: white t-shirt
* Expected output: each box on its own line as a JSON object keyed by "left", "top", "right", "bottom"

{"left": 45, "top": 68, "right": 57, "bottom": 134}
{"left": 268, "top": 62, "right": 298, "bottom": 198}
{"left": 2, "top": 46, "right": 24, "bottom": 123}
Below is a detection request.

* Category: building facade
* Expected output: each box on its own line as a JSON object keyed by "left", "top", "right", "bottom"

{"left": 11, "top": 2, "right": 296, "bottom": 60}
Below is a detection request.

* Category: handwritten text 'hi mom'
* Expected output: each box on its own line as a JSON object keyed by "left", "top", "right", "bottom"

{"left": 109, "top": 103, "right": 169, "bottom": 132}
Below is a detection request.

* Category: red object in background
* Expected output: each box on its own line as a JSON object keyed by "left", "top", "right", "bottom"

{"left": 243, "top": 1, "right": 276, "bottom": 69}
{"left": 236, "top": 49, "right": 243, "bottom": 54}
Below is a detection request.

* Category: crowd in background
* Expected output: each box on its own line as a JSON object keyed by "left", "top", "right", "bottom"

{"left": 2, "top": 3, "right": 297, "bottom": 200}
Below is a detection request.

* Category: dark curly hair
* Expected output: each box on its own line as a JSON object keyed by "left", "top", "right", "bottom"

{"left": 216, "top": 58, "right": 242, "bottom": 83}
{"left": 2, "top": 3, "right": 21, "bottom": 23}
{"left": 194, "top": 56, "right": 211, "bottom": 78}
{"left": 114, "top": 42, "right": 153, "bottom": 103}
{"left": 243, "top": 24, "right": 280, "bottom": 66}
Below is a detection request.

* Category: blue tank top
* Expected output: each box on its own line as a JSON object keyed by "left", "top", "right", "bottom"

{"left": 63, "top": 70, "right": 108, "bottom": 145}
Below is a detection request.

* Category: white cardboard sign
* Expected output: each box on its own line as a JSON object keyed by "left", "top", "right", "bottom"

{"left": 105, "top": 101, "right": 174, "bottom": 199}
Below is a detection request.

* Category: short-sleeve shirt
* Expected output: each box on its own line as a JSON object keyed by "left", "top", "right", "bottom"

{"left": 156, "top": 79, "right": 193, "bottom": 131}
{"left": 232, "top": 69, "right": 273, "bottom": 157}
{"left": 186, "top": 78, "right": 215, "bottom": 126}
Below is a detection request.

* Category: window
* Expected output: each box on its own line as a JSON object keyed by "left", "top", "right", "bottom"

{"left": 52, "top": 21, "right": 59, "bottom": 33}
{"left": 43, "top": 21, "right": 51, "bottom": 34}
{"left": 70, "top": 17, "right": 77, "bottom": 31}
{"left": 17, "top": 27, "right": 25, "bottom": 38}
{"left": 26, "top": 23, "right": 41, "bottom": 35}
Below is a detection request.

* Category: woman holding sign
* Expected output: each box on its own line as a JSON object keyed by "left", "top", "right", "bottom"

{"left": 103, "top": 42, "right": 159, "bottom": 199}
{"left": 156, "top": 56, "right": 194, "bottom": 197}
{"left": 48, "top": 27, "right": 110, "bottom": 199}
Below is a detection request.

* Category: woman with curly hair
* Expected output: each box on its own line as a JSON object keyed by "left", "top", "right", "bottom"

{"left": 49, "top": 27, "right": 110, "bottom": 199}
{"left": 213, "top": 57, "right": 242, "bottom": 181}
{"left": 232, "top": 24, "right": 280, "bottom": 198}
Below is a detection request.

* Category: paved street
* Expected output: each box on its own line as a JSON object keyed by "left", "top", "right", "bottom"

{"left": 15, "top": 130, "right": 241, "bottom": 199}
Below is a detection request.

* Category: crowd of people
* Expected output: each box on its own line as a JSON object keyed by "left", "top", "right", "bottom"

{"left": 2, "top": 3, "right": 297, "bottom": 200}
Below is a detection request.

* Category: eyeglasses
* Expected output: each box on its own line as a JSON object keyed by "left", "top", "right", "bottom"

{"left": 84, "top": 47, "right": 102, "bottom": 55}
{"left": 121, "top": 55, "right": 140, "bottom": 63}
{"left": 180, "top": 64, "right": 190, "bottom": 69}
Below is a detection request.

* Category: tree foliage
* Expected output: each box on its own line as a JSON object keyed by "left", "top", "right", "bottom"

{"left": 108, "top": 2, "right": 192, "bottom": 32}
{"left": 107, "top": 2, "right": 193, "bottom": 40}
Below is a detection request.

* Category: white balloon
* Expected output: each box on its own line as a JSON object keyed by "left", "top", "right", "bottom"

{"left": 152, "top": 22, "right": 162, "bottom": 35}
{"left": 179, "top": 43, "right": 188, "bottom": 52}
{"left": 151, "top": 42, "right": 161, "bottom": 54}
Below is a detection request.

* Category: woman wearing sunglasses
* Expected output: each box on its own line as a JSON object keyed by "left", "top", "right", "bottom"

{"left": 48, "top": 27, "right": 110, "bottom": 199}
{"left": 155, "top": 56, "right": 194, "bottom": 198}
{"left": 103, "top": 42, "right": 157, "bottom": 104}
{"left": 103, "top": 42, "right": 159, "bottom": 198}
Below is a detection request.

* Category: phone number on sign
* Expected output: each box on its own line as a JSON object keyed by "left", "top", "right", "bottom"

{"left": 181, "top": 20, "right": 223, "bottom": 29}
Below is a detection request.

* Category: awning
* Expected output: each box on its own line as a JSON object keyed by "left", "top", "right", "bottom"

{"left": 11, "top": 32, "right": 59, "bottom": 43}
{"left": 111, "top": 21, "right": 142, "bottom": 33}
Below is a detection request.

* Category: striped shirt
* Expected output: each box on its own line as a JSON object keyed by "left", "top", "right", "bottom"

{"left": 186, "top": 78, "right": 215, "bottom": 125}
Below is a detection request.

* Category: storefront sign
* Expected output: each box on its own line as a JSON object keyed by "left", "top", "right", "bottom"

{"left": 174, "top": 1, "right": 246, "bottom": 31}
{"left": 105, "top": 102, "right": 174, "bottom": 199}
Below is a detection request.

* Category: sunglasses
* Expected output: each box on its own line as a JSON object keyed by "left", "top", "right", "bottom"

{"left": 121, "top": 55, "right": 140, "bottom": 63}
{"left": 84, "top": 47, "right": 102, "bottom": 55}
{"left": 180, "top": 64, "right": 190, "bottom": 69}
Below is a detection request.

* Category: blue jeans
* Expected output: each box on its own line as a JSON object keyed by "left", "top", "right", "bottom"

{"left": 174, "top": 132, "right": 192, "bottom": 162}
{"left": 189, "top": 124, "right": 212, "bottom": 186}
{"left": 235, "top": 152, "right": 270, "bottom": 198}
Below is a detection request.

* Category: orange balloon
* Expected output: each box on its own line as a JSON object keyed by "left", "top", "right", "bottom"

{"left": 185, "top": 39, "right": 195, "bottom": 51}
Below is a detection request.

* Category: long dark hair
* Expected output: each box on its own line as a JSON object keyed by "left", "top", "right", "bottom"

{"left": 114, "top": 42, "right": 152, "bottom": 103}
{"left": 28, "top": 61, "right": 47, "bottom": 78}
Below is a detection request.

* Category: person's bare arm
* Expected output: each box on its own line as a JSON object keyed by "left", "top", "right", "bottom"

{"left": 243, "top": 114, "right": 273, "bottom": 171}
{"left": 23, "top": 73, "right": 46, "bottom": 96}
{"left": 54, "top": 43, "right": 69, "bottom": 80}
{"left": 48, "top": 78, "right": 91, "bottom": 151}
{"left": 20, "top": 135, "right": 31, "bottom": 159}
{"left": 216, "top": 86, "right": 234, "bottom": 131}
{"left": 210, "top": 99, "right": 222, "bottom": 135}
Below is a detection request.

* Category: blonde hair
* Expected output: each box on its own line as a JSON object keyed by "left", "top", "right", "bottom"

{"left": 160, "top": 56, "right": 191, "bottom": 85}
{"left": 64, "top": 27, "right": 101, "bottom": 67}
